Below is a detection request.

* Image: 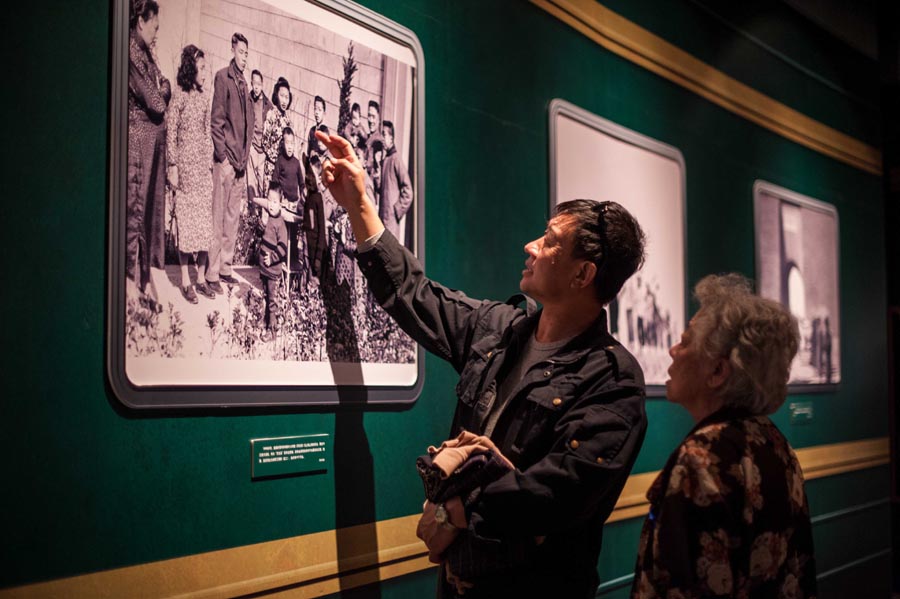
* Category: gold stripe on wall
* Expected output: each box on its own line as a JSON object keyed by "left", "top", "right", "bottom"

{"left": 530, "top": 0, "right": 882, "bottom": 175}
{"left": 1, "top": 436, "right": 887, "bottom": 598}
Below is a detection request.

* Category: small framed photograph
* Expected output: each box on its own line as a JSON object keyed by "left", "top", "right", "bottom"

{"left": 108, "top": 0, "right": 425, "bottom": 408}
{"left": 549, "top": 100, "right": 687, "bottom": 395}
{"left": 754, "top": 181, "right": 840, "bottom": 390}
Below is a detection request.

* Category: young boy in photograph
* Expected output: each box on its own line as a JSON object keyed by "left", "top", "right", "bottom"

{"left": 302, "top": 153, "right": 327, "bottom": 282}
{"left": 274, "top": 127, "right": 303, "bottom": 211}
{"left": 307, "top": 95, "right": 327, "bottom": 159}
{"left": 257, "top": 181, "right": 288, "bottom": 341}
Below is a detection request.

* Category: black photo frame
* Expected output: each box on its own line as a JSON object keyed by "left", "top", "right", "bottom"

{"left": 108, "top": 0, "right": 425, "bottom": 408}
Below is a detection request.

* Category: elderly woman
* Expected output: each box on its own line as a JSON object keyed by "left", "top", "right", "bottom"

{"left": 631, "top": 274, "right": 817, "bottom": 598}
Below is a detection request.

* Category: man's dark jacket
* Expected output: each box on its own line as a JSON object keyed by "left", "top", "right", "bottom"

{"left": 358, "top": 230, "right": 647, "bottom": 598}
{"left": 211, "top": 60, "right": 253, "bottom": 172}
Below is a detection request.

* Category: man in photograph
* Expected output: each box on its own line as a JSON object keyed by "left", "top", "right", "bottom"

{"left": 248, "top": 68, "right": 272, "bottom": 202}
{"left": 378, "top": 120, "right": 412, "bottom": 241}
{"left": 366, "top": 99, "right": 382, "bottom": 145}
{"left": 315, "top": 131, "right": 648, "bottom": 599}
{"left": 208, "top": 32, "right": 254, "bottom": 291}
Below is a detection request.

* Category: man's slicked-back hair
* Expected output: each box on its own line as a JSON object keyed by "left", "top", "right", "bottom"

{"left": 556, "top": 199, "right": 646, "bottom": 305}
{"left": 232, "top": 32, "right": 248, "bottom": 47}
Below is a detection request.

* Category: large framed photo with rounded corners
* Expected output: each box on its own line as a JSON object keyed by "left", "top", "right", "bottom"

{"left": 549, "top": 99, "right": 686, "bottom": 396}
{"left": 108, "top": 0, "right": 425, "bottom": 408}
{"left": 754, "top": 181, "right": 840, "bottom": 391}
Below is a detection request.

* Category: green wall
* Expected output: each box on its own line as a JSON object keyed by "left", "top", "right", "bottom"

{"left": 1, "top": 1, "right": 889, "bottom": 597}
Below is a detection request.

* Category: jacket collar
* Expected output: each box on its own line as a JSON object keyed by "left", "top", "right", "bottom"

{"left": 228, "top": 60, "right": 246, "bottom": 86}
{"left": 508, "top": 309, "right": 610, "bottom": 365}
{"left": 690, "top": 405, "right": 755, "bottom": 433}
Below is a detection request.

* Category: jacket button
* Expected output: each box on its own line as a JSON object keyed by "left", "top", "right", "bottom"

{"left": 487, "top": 351, "right": 493, "bottom": 358}
{"left": 552, "top": 397, "right": 562, "bottom": 406}
{"left": 569, "top": 439, "right": 580, "bottom": 449}
{"left": 543, "top": 370, "right": 551, "bottom": 377}
{"left": 596, "top": 457, "right": 605, "bottom": 464}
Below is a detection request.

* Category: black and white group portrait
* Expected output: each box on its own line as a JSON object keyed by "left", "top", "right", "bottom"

{"left": 550, "top": 101, "right": 686, "bottom": 390}
{"left": 755, "top": 182, "right": 840, "bottom": 386}
{"left": 116, "top": 0, "right": 420, "bottom": 394}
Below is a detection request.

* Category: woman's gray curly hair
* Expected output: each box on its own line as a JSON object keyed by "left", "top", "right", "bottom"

{"left": 691, "top": 273, "right": 800, "bottom": 415}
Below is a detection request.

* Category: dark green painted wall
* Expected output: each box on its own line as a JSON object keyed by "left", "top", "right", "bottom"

{"left": 1, "top": 0, "right": 890, "bottom": 597}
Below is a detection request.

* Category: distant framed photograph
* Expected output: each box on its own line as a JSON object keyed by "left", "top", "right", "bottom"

{"left": 754, "top": 181, "right": 840, "bottom": 390}
{"left": 107, "top": 0, "right": 425, "bottom": 408}
{"left": 549, "top": 99, "right": 686, "bottom": 395}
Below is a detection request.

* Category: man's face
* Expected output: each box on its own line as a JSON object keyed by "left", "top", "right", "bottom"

{"left": 251, "top": 73, "right": 263, "bottom": 96}
{"left": 367, "top": 106, "right": 379, "bottom": 133}
{"left": 520, "top": 214, "right": 585, "bottom": 304}
{"left": 283, "top": 134, "right": 295, "bottom": 158}
{"left": 382, "top": 127, "right": 394, "bottom": 150}
{"left": 233, "top": 40, "right": 249, "bottom": 72}
{"left": 314, "top": 100, "right": 325, "bottom": 124}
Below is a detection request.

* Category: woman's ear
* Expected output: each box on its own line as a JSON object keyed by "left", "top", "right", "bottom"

{"left": 707, "top": 357, "right": 732, "bottom": 390}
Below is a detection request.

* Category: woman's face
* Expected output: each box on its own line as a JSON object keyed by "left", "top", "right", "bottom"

{"left": 277, "top": 87, "right": 290, "bottom": 111}
{"left": 195, "top": 56, "right": 207, "bottom": 89}
{"left": 666, "top": 315, "right": 715, "bottom": 409}
{"left": 138, "top": 12, "right": 159, "bottom": 48}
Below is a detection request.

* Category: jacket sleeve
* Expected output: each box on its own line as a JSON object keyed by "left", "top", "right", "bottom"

{"left": 392, "top": 158, "right": 413, "bottom": 221}
{"left": 274, "top": 219, "right": 289, "bottom": 264}
{"left": 128, "top": 54, "right": 168, "bottom": 118}
{"left": 467, "top": 380, "right": 646, "bottom": 538}
{"left": 357, "top": 229, "right": 491, "bottom": 372}
{"left": 210, "top": 71, "right": 227, "bottom": 164}
{"left": 165, "top": 91, "right": 182, "bottom": 167}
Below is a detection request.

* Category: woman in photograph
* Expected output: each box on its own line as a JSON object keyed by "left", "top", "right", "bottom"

{"left": 166, "top": 44, "right": 215, "bottom": 303}
{"left": 261, "top": 77, "right": 293, "bottom": 196}
{"left": 631, "top": 274, "right": 817, "bottom": 599}
{"left": 126, "top": 0, "right": 170, "bottom": 307}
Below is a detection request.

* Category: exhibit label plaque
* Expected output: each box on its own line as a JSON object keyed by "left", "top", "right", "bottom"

{"left": 251, "top": 434, "right": 330, "bottom": 478}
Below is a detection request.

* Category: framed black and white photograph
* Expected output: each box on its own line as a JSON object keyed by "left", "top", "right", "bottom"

{"left": 108, "top": 0, "right": 425, "bottom": 408}
{"left": 754, "top": 181, "right": 840, "bottom": 390}
{"left": 549, "top": 100, "right": 686, "bottom": 394}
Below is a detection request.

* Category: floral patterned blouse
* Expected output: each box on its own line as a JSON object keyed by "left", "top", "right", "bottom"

{"left": 631, "top": 408, "right": 817, "bottom": 599}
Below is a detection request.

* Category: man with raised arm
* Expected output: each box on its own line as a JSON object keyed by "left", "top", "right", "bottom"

{"left": 316, "top": 131, "right": 648, "bottom": 599}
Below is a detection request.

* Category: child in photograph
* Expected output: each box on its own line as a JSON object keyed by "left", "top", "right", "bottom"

{"left": 274, "top": 127, "right": 303, "bottom": 210}
{"left": 166, "top": 43, "right": 215, "bottom": 303}
{"left": 262, "top": 77, "right": 293, "bottom": 198}
{"left": 348, "top": 124, "right": 377, "bottom": 210}
{"left": 302, "top": 153, "right": 327, "bottom": 281}
{"left": 248, "top": 69, "right": 273, "bottom": 202}
{"left": 314, "top": 124, "right": 331, "bottom": 160}
{"left": 307, "top": 95, "right": 326, "bottom": 159}
{"left": 258, "top": 181, "right": 288, "bottom": 339}
{"left": 274, "top": 127, "right": 307, "bottom": 285}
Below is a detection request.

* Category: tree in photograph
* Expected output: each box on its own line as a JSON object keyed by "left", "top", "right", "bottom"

{"left": 336, "top": 42, "right": 358, "bottom": 136}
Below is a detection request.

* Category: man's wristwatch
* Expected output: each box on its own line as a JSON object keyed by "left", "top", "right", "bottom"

{"left": 433, "top": 503, "right": 459, "bottom": 531}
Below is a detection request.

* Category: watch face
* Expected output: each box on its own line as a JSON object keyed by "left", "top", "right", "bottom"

{"left": 434, "top": 504, "right": 448, "bottom": 524}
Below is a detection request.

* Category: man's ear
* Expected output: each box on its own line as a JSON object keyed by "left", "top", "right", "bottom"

{"left": 707, "top": 357, "right": 732, "bottom": 390}
{"left": 573, "top": 261, "right": 597, "bottom": 290}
